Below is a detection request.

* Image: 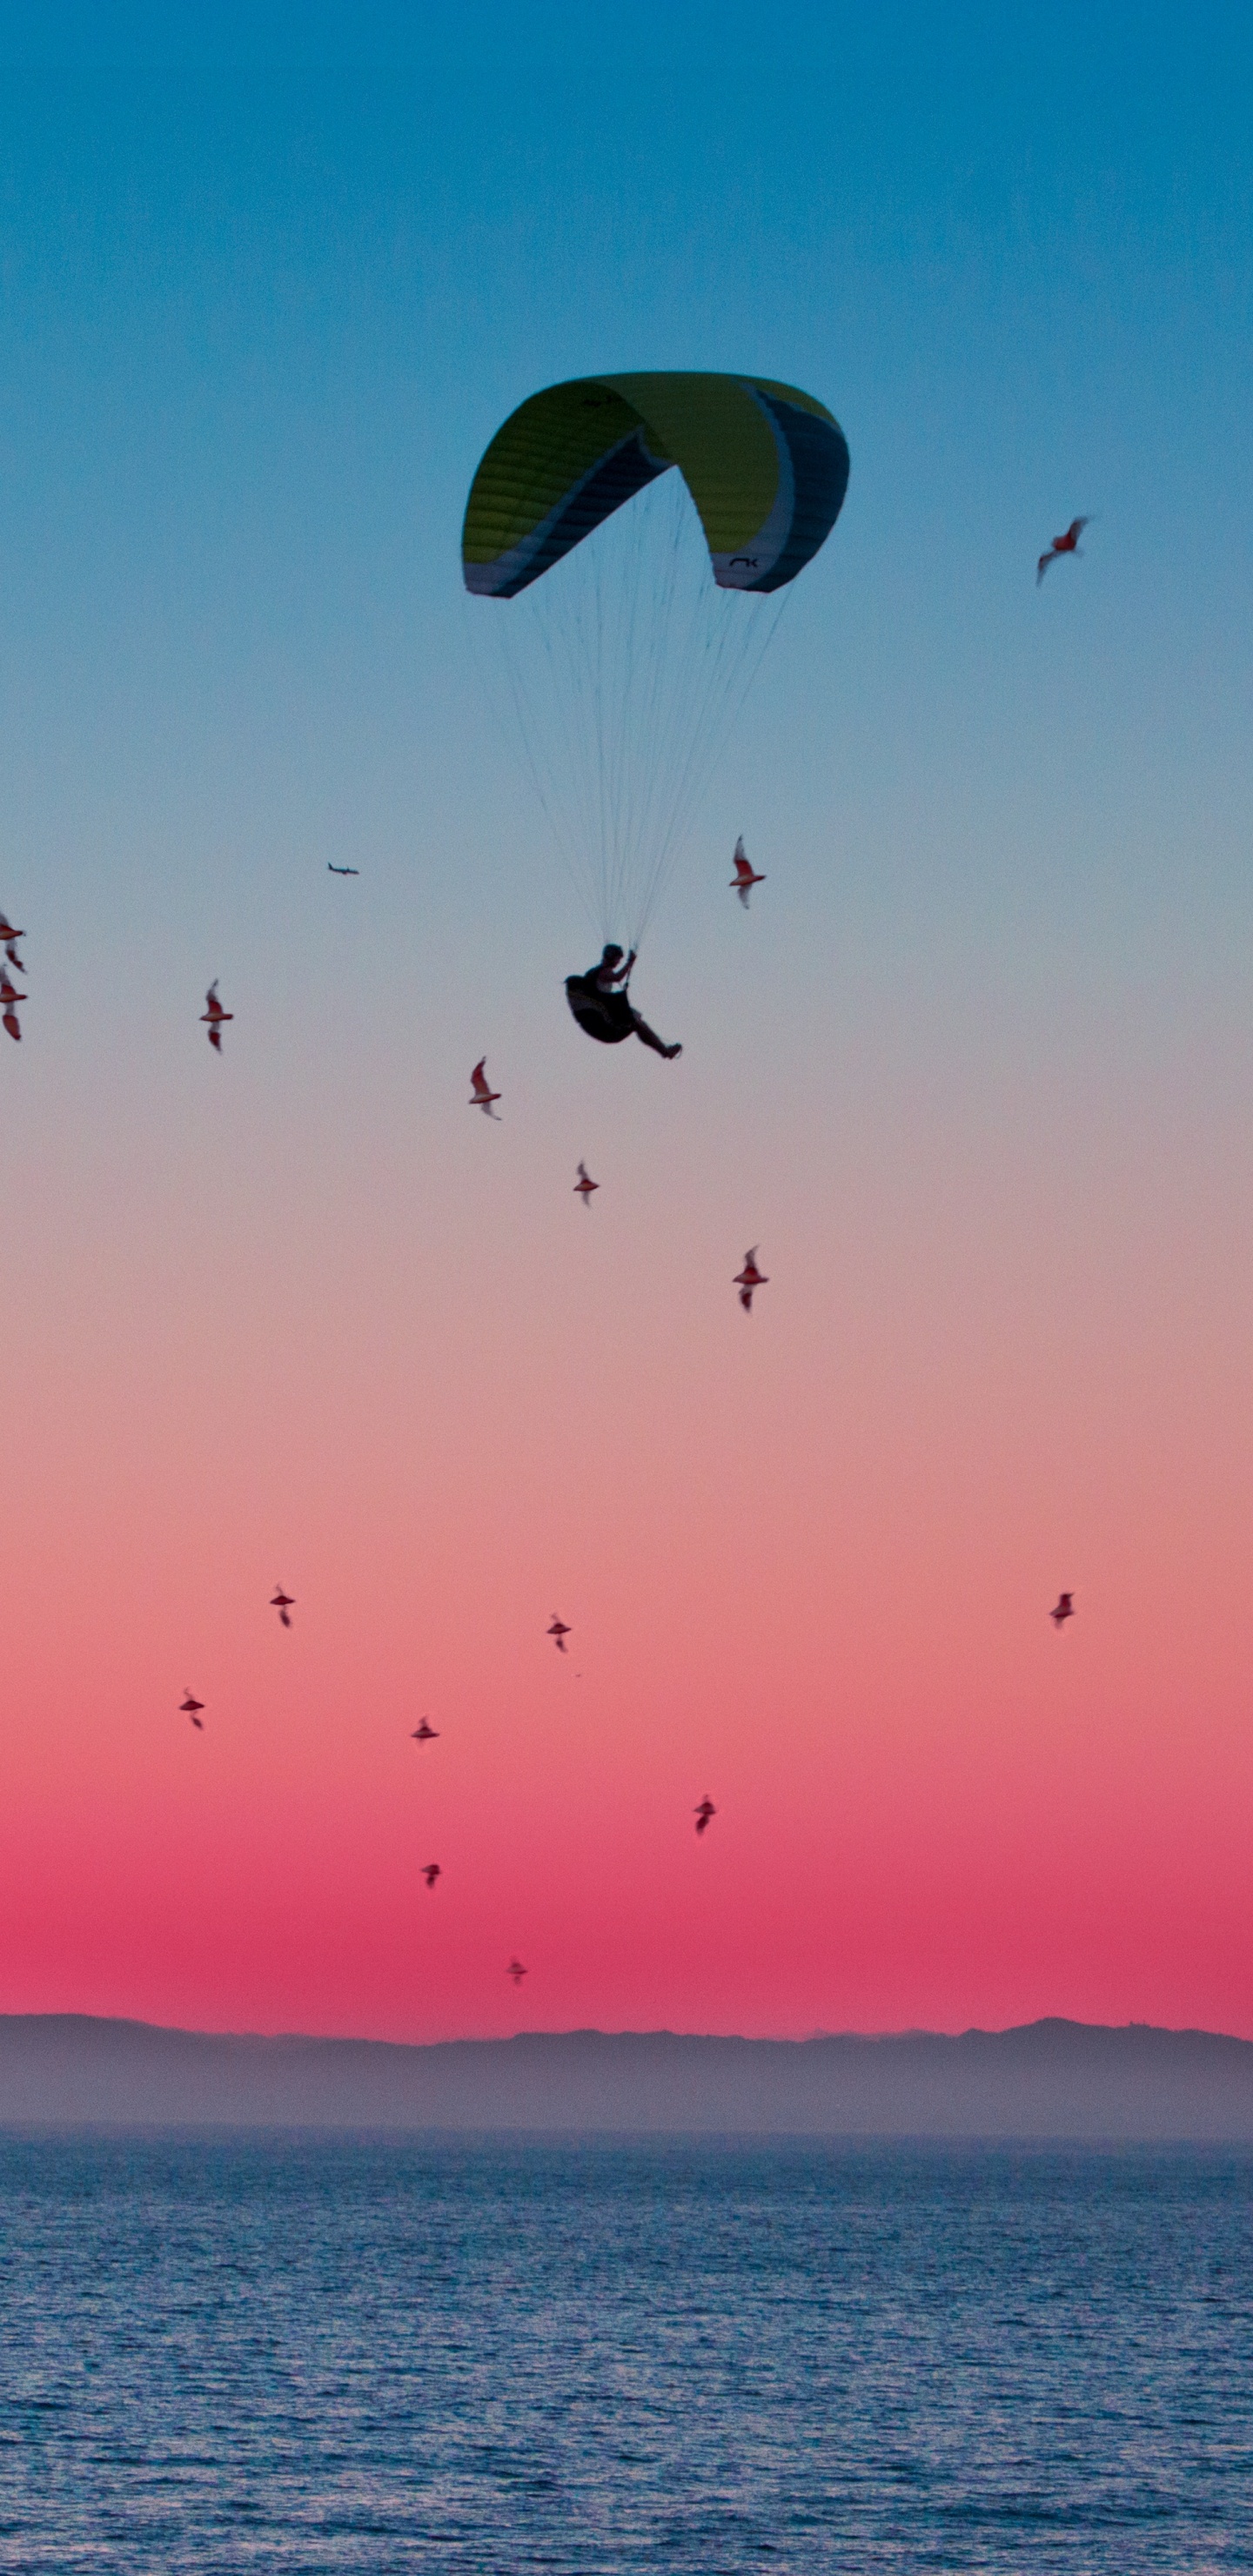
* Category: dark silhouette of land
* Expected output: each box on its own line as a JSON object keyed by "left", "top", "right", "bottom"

{"left": 2, "top": 2016, "right": 1252, "bottom": 2135}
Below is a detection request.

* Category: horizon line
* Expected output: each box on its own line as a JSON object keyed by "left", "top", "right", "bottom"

{"left": 3, "top": 2009, "right": 1249, "bottom": 2050}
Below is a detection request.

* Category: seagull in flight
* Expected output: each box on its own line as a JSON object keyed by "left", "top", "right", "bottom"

{"left": 0, "top": 969, "right": 24, "bottom": 1042}
{"left": 547, "top": 1614, "right": 571, "bottom": 1653}
{"left": 327, "top": 863, "right": 359, "bottom": 875}
{"left": 0, "top": 916, "right": 27, "bottom": 1012}
{"left": 201, "top": 981, "right": 233, "bottom": 1052}
{"left": 694, "top": 1796, "right": 716, "bottom": 1836}
{"left": 734, "top": 1247, "right": 768, "bottom": 1313}
{"left": 411, "top": 1717, "right": 440, "bottom": 1743}
{"left": 730, "top": 835, "right": 766, "bottom": 908}
{"left": 469, "top": 1057, "right": 501, "bottom": 1118}
{"left": 506, "top": 1957, "right": 527, "bottom": 1986}
{"left": 1036, "top": 517, "right": 1091, "bottom": 585}
{"left": 1050, "top": 1592, "right": 1075, "bottom": 1627}
{"left": 573, "top": 1161, "right": 599, "bottom": 1205}
{"left": 271, "top": 1586, "right": 294, "bottom": 1629}
{"left": 179, "top": 1690, "right": 204, "bottom": 1730}
{"left": 422, "top": 1862, "right": 442, "bottom": 1890}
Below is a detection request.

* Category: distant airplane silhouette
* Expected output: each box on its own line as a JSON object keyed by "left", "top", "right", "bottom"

{"left": 734, "top": 1248, "right": 767, "bottom": 1313}
{"left": 201, "top": 981, "right": 232, "bottom": 1053}
{"left": 1036, "top": 517, "right": 1090, "bottom": 585}
{"left": 730, "top": 835, "right": 766, "bottom": 908}
{"left": 180, "top": 1690, "right": 204, "bottom": 1730}
{"left": 422, "top": 1862, "right": 441, "bottom": 1890}
{"left": 328, "top": 863, "right": 359, "bottom": 875}
{"left": 506, "top": 1957, "right": 527, "bottom": 1986}
{"left": 411, "top": 1718, "right": 440, "bottom": 1743}
{"left": 469, "top": 1057, "right": 501, "bottom": 1118}
{"left": 271, "top": 1586, "right": 294, "bottom": 1629}
{"left": 1050, "top": 1592, "right": 1075, "bottom": 1627}
{"left": 694, "top": 1796, "right": 716, "bottom": 1835}
{"left": 573, "top": 1160, "right": 599, "bottom": 1205}
{"left": 547, "top": 1614, "right": 570, "bottom": 1653}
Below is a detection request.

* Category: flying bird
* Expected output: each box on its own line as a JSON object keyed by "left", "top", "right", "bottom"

{"left": 469, "top": 1057, "right": 501, "bottom": 1118}
{"left": 730, "top": 835, "right": 766, "bottom": 908}
{"left": 201, "top": 981, "right": 233, "bottom": 1052}
{"left": 179, "top": 1690, "right": 204, "bottom": 1730}
{"left": 422, "top": 1862, "right": 442, "bottom": 1890}
{"left": 547, "top": 1614, "right": 570, "bottom": 1653}
{"left": 694, "top": 1797, "right": 716, "bottom": 1836}
{"left": 734, "top": 1247, "right": 768, "bottom": 1313}
{"left": 1050, "top": 1593, "right": 1075, "bottom": 1627}
{"left": 1036, "top": 517, "right": 1090, "bottom": 585}
{"left": 573, "top": 1161, "right": 599, "bottom": 1205}
{"left": 327, "top": 863, "right": 359, "bottom": 875}
{"left": 271, "top": 1586, "right": 294, "bottom": 1629}
{"left": 0, "top": 914, "right": 23, "bottom": 946}
{"left": 411, "top": 1718, "right": 440, "bottom": 1742}
{"left": 0, "top": 969, "right": 24, "bottom": 1042}
{"left": 2, "top": 1005, "right": 19, "bottom": 1043}
{"left": 506, "top": 1957, "right": 528, "bottom": 1986}
{"left": 4, "top": 939, "right": 25, "bottom": 975}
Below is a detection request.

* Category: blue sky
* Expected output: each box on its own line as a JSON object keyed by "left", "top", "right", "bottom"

{"left": 3, "top": 0, "right": 1252, "bottom": 1454}
{"left": 2, "top": 3, "right": 1250, "bottom": 970}
{"left": 1, "top": 2, "right": 1250, "bottom": 1240}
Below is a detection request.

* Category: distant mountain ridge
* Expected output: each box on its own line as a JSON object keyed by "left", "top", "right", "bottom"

{"left": 2, "top": 2014, "right": 1252, "bottom": 2136}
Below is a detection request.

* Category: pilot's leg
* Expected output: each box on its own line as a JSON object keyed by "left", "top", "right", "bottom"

{"left": 630, "top": 1010, "right": 681, "bottom": 1060}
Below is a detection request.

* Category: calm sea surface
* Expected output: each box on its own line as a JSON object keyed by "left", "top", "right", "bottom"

{"left": 0, "top": 2131, "right": 1250, "bottom": 2572}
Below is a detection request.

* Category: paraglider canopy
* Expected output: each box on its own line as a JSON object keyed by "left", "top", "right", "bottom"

{"left": 463, "top": 372, "right": 848, "bottom": 599}
{"left": 462, "top": 371, "right": 848, "bottom": 950}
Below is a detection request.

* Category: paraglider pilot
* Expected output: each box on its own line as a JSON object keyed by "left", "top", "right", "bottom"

{"left": 565, "top": 945, "right": 681, "bottom": 1058}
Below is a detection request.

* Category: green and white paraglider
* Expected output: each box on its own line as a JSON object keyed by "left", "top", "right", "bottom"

{"left": 462, "top": 371, "right": 849, "bottom": 1041}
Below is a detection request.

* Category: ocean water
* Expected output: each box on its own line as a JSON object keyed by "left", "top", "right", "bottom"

{"left": 0, "top": 2134, "right": 1250, "bottom": 2572}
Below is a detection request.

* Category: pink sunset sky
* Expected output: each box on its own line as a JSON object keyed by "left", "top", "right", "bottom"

{"left": 3, "top": 7, "right": 1252, "bottom": 2040}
